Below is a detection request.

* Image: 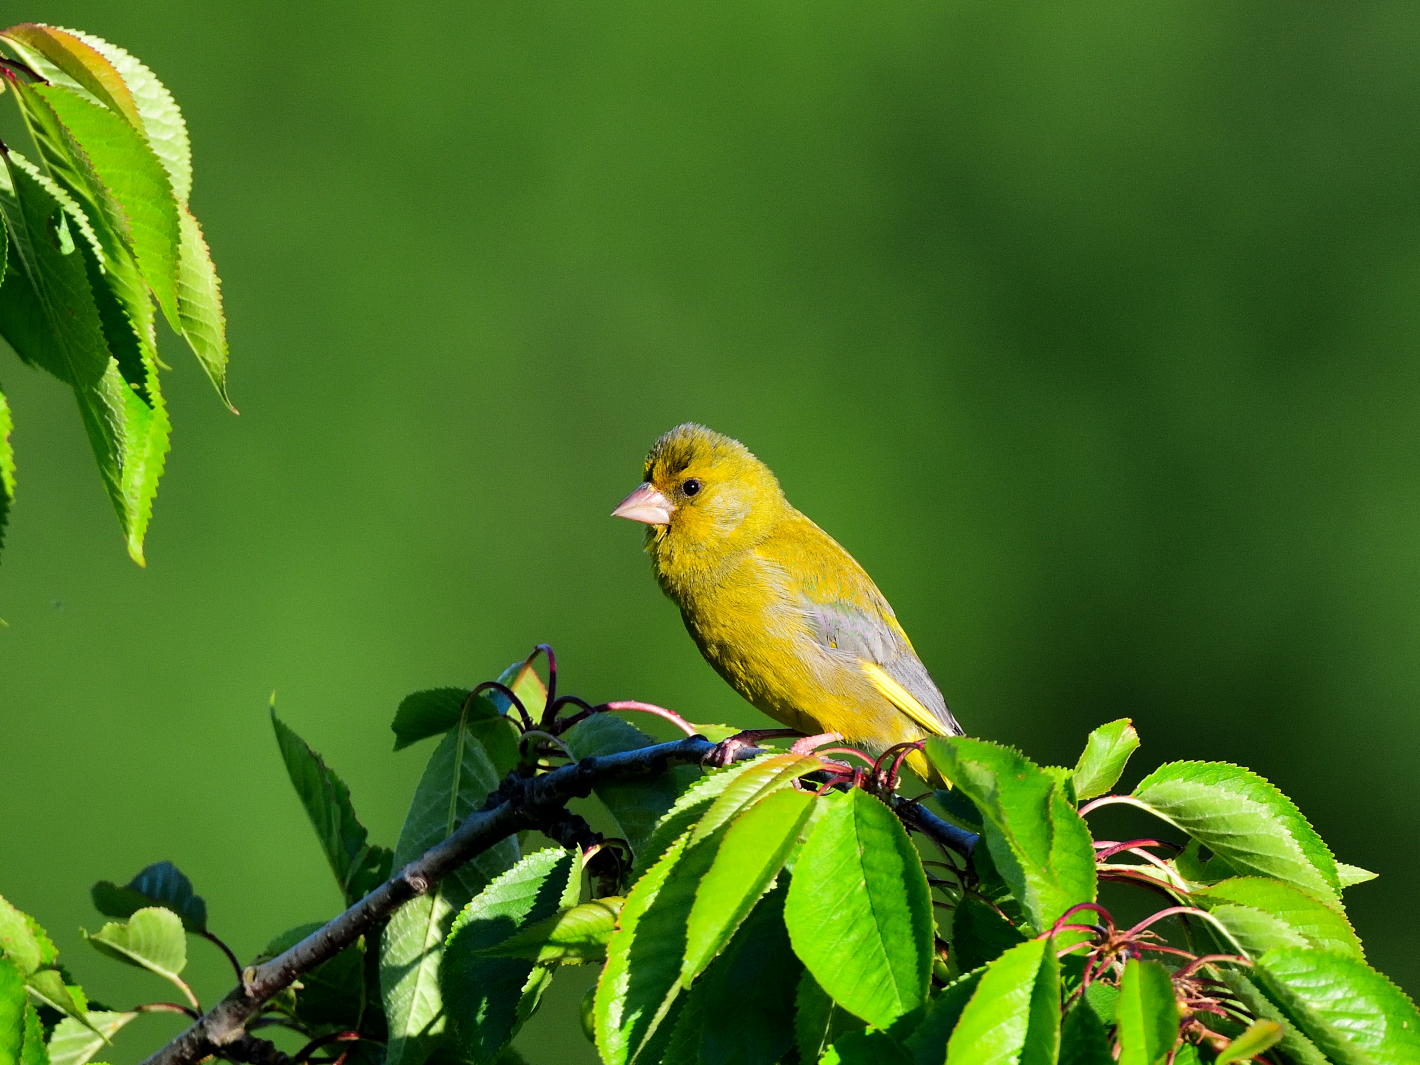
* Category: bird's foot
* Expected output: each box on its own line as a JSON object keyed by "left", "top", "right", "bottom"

{"left": 788, "top": 731, "right": 844, "bottom": 756}
{"left": 700, "top": 728, "right": 805, "bottom": 768}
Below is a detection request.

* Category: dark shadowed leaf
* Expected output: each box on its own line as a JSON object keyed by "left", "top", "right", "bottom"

{"left": 897, "top": 969, "right": 982, "bottom": 1065}
{"left": 259, "top": 924, "right": 366, "bottom": 1030}
{"left": 392, "top": 689, "right": 491, "bottom": 751}
{"left": 271, "top": 709, "right": 389, "bottom": 905}
{"left": 952, "top": 895, "right": 1027, "bottom": 973}
{"left": 785, "top": 789, "right": 933, "bottom": 1029}
{"left": 563, "top": 714, "right": 681, "bottom": 857}
{"left": 1130, "top": 762, "right": 1340, "bottom": 905}
{"left": 683, "top": 787, "right": 815, "bottom": 982}
{"left": 1114, "top": 959, "right": 1177, "bottom": 1065}
{"left": 664, "top": 885, "right": 801, "bottom": 1065}
{"left": 824, "top": 1030, "right": 913, "bottom": 1065}
{"left": 380, "top": 724, "right": 518, "bottom": 1065}
{"left": 795, "top": 972, "right": 865, "bottom": 1065}
{"left": 1060, "top": 1001, "right": 1112, "bottom": 1065}
{"left": 90, "top": 862, "right": 206, "bottom": 933}
{"left": 927, "top": 737, "right": 1098, "bottom": 935}
{"left": 442, "top": 849, "right": 578, "bottom": 1065}
{"left": 1071, "top": 719, "right": 1140, "bottom": 801}
{"left": 946, "top": 938, "right": 1060, "bottom": 1065}
{"left": 1255, "top": 947, "right": 1420, "bottom": 1065}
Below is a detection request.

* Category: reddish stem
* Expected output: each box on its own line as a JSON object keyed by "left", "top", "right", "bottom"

{"left": 600, "top": 701, "right": 699, "bottom": 737}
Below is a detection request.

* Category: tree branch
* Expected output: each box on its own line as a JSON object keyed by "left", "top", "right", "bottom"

{"left": 139, "top": 735, "right": 978, "bottom": 1065}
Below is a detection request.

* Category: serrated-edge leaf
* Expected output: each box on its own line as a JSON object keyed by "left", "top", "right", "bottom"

{"left": 1337, "top": 863, "right": 1378, "bottom": 888}
{"left": 795, "top": 970, "right": 865, "bottom": 1065}
{"left": 0, "top": 958, "right": 24, "bottom": 1065}
{"left": 18, "top": 1005, "right": 44, "bottom": 1065}
{"left": 946, "top": 938, "right": 1060, "bottom": 1065}
{"left": 1131, "top": 761, "right": 1340, "bottom": 904}
{"left": 1256, "top": 947, "right": 1420, "bottom": 1065}
{"left": 0, "top": 899, "right": 45, "bottom": 976}
{"left": 1221, "top": 971, "right": 1330, "bottom": 1065}
{"left": 785, "top": 789, "right": 933, "bottom": 1029}
{"left": 173, "top": 202, "right": 229, "bottom": 407}
{"left": 1194, "top": 877, "right": 1362, "bottom": 960}
{"left": 46, "top": 1012, "right": 134, "bottom": 1065}
{"left": 927, "top": 736, "right": 1098, "bottom": 934}
{"left": 392, "top": 688, "right": 491, "bottom": 751}
{"left": 0, "top": 382, "right": 12, "bottom": 559}
{"left": 634, "top": 757, "right": 770, "bottom": 877}
{"left": 0, "top": 27, "right": 143, "bottom": 131}
{"left": 563, "top": 714, "right": 682, "bottom": 857}
{"left": 683, "top": 787, "right": 815, "bottom": 982}
{"left": 1215, "top": 1020, "right": 1283, "bottom": 1065}
{"left": 690, "top": 752, "right": 824, "bottom": 847}
{"left": 1071, "top": 719, "right": 1140, "bottom": 801}
{"left": 83, "top": 908, "right": 187, "bottom": 988}
{"left": 474, "top": 897, "right": 621, "bottom": 965}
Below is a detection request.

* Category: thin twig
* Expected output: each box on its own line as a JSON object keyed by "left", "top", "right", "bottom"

{"left": 200, "top": 931, "right": 245, "bottom": 981}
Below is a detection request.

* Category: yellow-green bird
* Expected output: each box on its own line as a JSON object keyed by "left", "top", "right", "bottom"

{"left": 612, "top": 423, "right": 961, "bottom": 779}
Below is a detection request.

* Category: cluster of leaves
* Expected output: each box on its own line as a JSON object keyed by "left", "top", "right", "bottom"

{"left": 0, "top": 24, "right": 230, "bottom": 565}
{"left": 2, "top": 650, "right": 1416, "bottom": 1065}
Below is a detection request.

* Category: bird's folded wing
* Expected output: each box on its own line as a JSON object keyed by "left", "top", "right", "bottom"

{"left": 802, "top": 597, "right": 962, "bottom": 737}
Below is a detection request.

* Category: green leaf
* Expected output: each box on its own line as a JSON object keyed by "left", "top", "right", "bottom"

{"left": 1130, "top": 762, "right": 1341, "bottom": 904}
{"left": 0, "top": 899, "right": 52, "bottom": 977}
{"left": 595, "top": 829, "right": 721, "bottom": 1065}
{"left": 927, "top": 737, "right": 1098, "bottom": 934}
{"left": 795, "top": 972, "right": 865, "bottom": 1065}
{"left": 690, "top": 752, "right": 824, "bottom": 847}
{"left": 90, "top": 862, "right": 207, "bottom": 934}
{"left": 785, "top": 789, "right": 933, "bottom": 1029}
{"left": 683, "top": 787, "right": 815, "bottom": 982}
{"left": 664, "top": 884, "right": 802, "bottom": 1065}
{"left": 1114, "top": 959, "right": 1177, "bottom": 1065}
{"left": 1221, "top": 971, "right": 1330, "bottom": 1065}
{"left": 898, "top": 969, "right": 983, "bottom": 1065}
{"left": 635, "top": 757, "right": 772, "bottom": 877}
{"left": 1071, "top": 719, "right": 1140, "bottom": 801}
{"left": 22, "top": 972, "right": 89, "bottom": 1028}
{"left": 394, "top": 689, "right": 492, "bottom": 751}
{"left": 380, "top": 725, "right": 518, "bottom": 1065}
{"left": 1205, "top": 905, "right": 1309, "bottom": 959}
{"left": 0, "top": 152, "right": 165, "bottom": 564}
{"left": 46, "top": 1012, "right": 134, "bottom": 1065}
{"left": 27, "top": 84, "right": 180, "bottom": 326}
{"left": 173, "top": 203, "right": 230, "bottom": 409}
{"left": 951, "top": 895, "right": 1027, "bottom": 973}
{"left": 0, "top": 959, "right": 25, "bottom": 1065}
{"left": 562, "top": 714, "right": 681, "bottom": 857}
{"left": 258, "top": 924, "right": 367, "bottom": 1030}
{"left": 945, "top": 938, "right": 1060, "bottom": 1065}
{"left": 1215, "top": 1020, "right": 1283, "bottom": 1065}
{"left": 271, "top": 709, "right": 391, "bottom": 905}
{"left": 0, "top": 382, "right": 12, "bottom": 560}
{"left": 1195, "top": 877, "right": 1362, "bottom": 959}
{"left": 1255, "top": 947, "right": 1420, "bottom": 1065}
{"left": 1337, "top": 863, "right": 1378, "bottom": 888}
{"left": 83, "top": 909, "right": 188, "bottom": 995}
{"left": 442, "top": 847, "right": 578, "bottom": 1065}
{"left": 474, "top": 897, "right": 620, "bottom": 966}
{"left": 823, "top": 1030, "right": 913, "bottom": 1065}
{"left": 18, "top": 1006, "right": 44, "bottom": 1065}
{"left": 1060, "top": 1001, "right": 1112, "bottom": 1065}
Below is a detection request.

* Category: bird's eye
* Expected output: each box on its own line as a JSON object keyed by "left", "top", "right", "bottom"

{"left": 682, "top": 478, "right": 702, "bottom": 497}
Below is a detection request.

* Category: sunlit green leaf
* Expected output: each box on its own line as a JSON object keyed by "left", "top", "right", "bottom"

{"left": 1114, "top": 959, "right": 1177, "bottom": 1065}
{"left": 927, "top": 737, "right": 1098, "bottom": 934}
{"left": 46, "top": 1012, "right": 134, "bottom": 1065}
{"left": 380, "top": 725, "right": 517, "bottom": 1065}
{"left": 393, "top": 689, "right": 489, "bottom": 750}
{"left": 635, "top": 757, "right": 771, "bottom": 877}
{"left": 1215, "top": 1020, "right": 1283, "bottom": 1065}
{"left": 22, "top": 971, "right": 90, "bottom": 1029}
{"left": 84, "top": 909, "right": 188, "bottom": 996}
{"left": 946, "top": 938, "right": 1060, "bottom": 1065}
{"left": 690, "top": 753, "right": 824, "bottom": 847}
{"left": 0, "top": 958, "right": 24, "bottom": 1065}
{"left": 1256, "top": 947, "right": 1420, "bottom": 1065}
{"left": 1131, "top": 762, "right": 1340, "bottom": 905}
{"left": 0, "top": 899, "right": 51, "bottom": 977}
{"left": 0, "top": 382, "right": 12, "bottom": 560}
{"left": 474, "top": 897, "right": 620, "bottom": 966}
{"left": 18, "top": 1006, "right": 44, "bottom": 1065}
{"left": 785, "top": 789, "right": 933, "bottom": 1029}
{"left": 1196, "top": 877, "right": 1362, "bottom": 959}
{"left": 1071, "top": 719, "right": 1139, "bottom": 801}
{"left": 91, "top": 862, "right": 206, "bottom": 934}
{"left": 0, "top": 27, "right": 144, "bottom": 132}
{"left": 1221, "top": 971, "right": 1330, "bottom": 1065}
{"left": 1336, "top": 863, "right": 1378, "bottom": 889}
{"left": 173, "top": 204, "right": 230, "bottom": 408}
{"left": 683, "top": 787, "right": 815, "bottom": 983}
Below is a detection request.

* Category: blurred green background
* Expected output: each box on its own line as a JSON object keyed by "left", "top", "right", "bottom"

{"left": 4, "top": 1, "right": 1420, "bottom": 1059}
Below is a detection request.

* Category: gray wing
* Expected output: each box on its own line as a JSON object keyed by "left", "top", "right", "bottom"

{"left": 801, "top": 597, "right": 962, "bottom": 736}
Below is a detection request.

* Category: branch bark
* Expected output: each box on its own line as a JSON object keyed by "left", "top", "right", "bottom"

{"left": 140, "top": 735, "right": 977, "bottom": 1065}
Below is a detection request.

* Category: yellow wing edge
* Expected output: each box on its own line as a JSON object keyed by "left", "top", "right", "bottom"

{"left": 862, "top": 661, "right": 950, "bottom": 737}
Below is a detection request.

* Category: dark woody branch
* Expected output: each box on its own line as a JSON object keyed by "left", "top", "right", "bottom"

{"left": 139, "top": 735, "right": 978, "bottom": 1065}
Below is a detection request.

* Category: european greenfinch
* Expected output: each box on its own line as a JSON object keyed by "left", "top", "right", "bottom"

{"left": 613, "top": 423, "right": 961, "bottom": 779}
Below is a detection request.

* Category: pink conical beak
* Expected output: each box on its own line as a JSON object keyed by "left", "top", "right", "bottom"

{"left": 612, "top": 483, "right": 675, "bottom": 526}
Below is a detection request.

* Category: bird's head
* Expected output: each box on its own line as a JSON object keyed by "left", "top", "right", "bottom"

{"left": 613, "top": 424, "right": 788, "bottom": 582}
